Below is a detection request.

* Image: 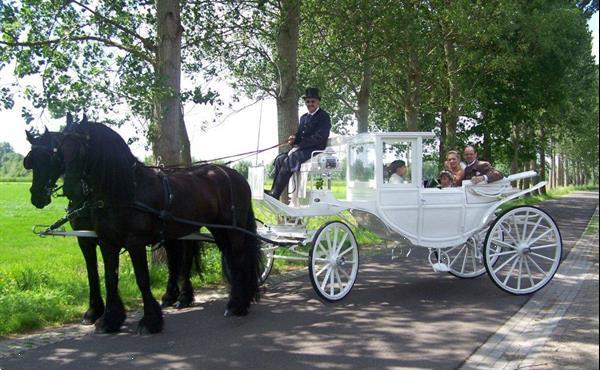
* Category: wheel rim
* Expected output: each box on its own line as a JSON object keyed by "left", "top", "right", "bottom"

{"left": 447, "top": 229, "right": 499, "bottom": 278}
{"left": 485, "top": 207, "right": 562, "bottom": 294}
{"left": 259, "top": 248, "right": 274, "bottom": 285}
{"left": 310, "top": 222, "right": 359, "bottom": 301}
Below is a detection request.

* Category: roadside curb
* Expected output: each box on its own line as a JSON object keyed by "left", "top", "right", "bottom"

{"left": 460, "top": 206, "right": 599, "bottom": 370}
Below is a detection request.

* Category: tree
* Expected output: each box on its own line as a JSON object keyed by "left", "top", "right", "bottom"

{"left": 0, "top": 0, "right": 217, "bottom": 166}
{"left": 188, "top": 0, "right": 301, "bottom": 152}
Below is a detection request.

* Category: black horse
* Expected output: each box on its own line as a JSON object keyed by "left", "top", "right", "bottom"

{"left": 53, "top": 115, "right": 260, "bottom": 334}
{"left": 24, "top": 121, "right": 200, "bottom": 327}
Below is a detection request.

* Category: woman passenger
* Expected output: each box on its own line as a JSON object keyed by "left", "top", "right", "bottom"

{"left": 444, "top": 150, "right": 464, "bottom": 186}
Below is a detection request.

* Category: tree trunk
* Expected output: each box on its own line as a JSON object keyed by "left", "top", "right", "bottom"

{"left": 510, "top": 124, "right": 520, "bottom": 188}
{"left": 439, "top": 115, "right": 447, "bottom": 168}
{"left": 523, "top": 160, "right": 531, "bottom": 191}
{"left": 441, "top": 25, "right": 459, "bottom": 152}
{"left": 275, "top": 0, "right": 300, "bottom": 204}
{"left": 557, "top": 152, "right": 564, "bottom": 187}
{"left": 482, "top": 131, "right": 492, "bottom": 162}
{"left": 356, "top": 58, "right": 372, "bottom": 133}
{"left": 404, "top": 48, "right": 420, "bottom": 132}
{"left": 152, "top": 0, "right": 185, "bottom": 264}
{"left": 152, "top": 0, "right": 186, "bottom": 168}
{"left": 538, "top": 128, "right": 547, "bottom": 194}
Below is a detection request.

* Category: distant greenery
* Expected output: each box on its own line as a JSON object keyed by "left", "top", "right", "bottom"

{"left": 0, "top": 142, "right": 30, "bottom": 179}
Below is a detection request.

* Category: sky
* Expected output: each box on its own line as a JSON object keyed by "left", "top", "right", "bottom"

{"left": 1, "top": 13, "right": 598, "bottom": 163}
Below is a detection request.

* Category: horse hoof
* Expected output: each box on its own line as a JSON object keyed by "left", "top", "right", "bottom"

{"left": 82, "top": 308, "right": 104, "bottom": 325}
{"left": 224, "top": 307, "right": 248, "bottom": 317}
{"left": 160, "top": 300, "right": 176, "bottom": 308}
{"left": 136, "top": 317, "right": 163, "bottom": 335}
{"left": 173, "top": 298, "right": 193, "bottom": 309}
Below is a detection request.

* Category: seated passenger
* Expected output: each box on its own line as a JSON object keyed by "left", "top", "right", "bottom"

{"left": 437, "top": 170, "right": 454, "bottom": 189}
{"left": 388, "top": 160, "right": 407, "bottom": 184}
{"left": 267, "top": 87, "right": 331, "bottom": 199}
{"left": 444, "top": 150, "right": 464, "bottom": 186}
{"left": 462, "top": 145, "right": 503, "bottom": 184}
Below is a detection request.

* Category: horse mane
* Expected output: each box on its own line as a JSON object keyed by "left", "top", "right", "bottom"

{"left": 66, "top": 121, "right": 139, "bottom": 203}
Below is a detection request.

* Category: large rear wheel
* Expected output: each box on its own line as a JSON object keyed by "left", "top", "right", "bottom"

{"left": 484, "top": 206, "right": 562, "bottom": 295}
{"left": 308, "top": 221, "right": 359, "bottom": 302}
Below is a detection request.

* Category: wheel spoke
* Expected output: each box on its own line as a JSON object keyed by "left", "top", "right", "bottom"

{"left": 511, "top": 215, "right": 522, "bottom": 241}
{"left": 470, "top": 246, "right": 477, "bottom": 272}
{"left": 493, "top": 253, "right": 519, "bottom": 274}
{"left": 498, "top": 223, "right": 519, "bottom": 246}
{"left": 523, "top": 256, "right": 536, "bottom": 287}
{"left": 460, "top": 245, "right": 468, "bottom": 273}
{"left": 530, "top": 243, "right": 559, "bottom": 251}
{"left": 529, "top": 251, "right": 557, "bottom": 262}
{"left": 517, "top": 257, "right": 523, "bottom": 290}
{"left": 329, "top": 267, "right": 335, "bottom": 295}
{"left": 522, "top": 209, "right": 530, "bottom": 242}
{"left": 334, "top": 268, "right": 344, "bottom": 291}
{"left": 528, "top": 228, "right": 554, "bottom": 246}
{"left": 491, "top": 238, "right": 518, "bottom": 250}
{"left": 339, "top": 245, "right": 355, "bottom": 257}
{"left": 335, "top": 232, "right": 349, "bottom": 255}
{"left": 489, "top": 250, "right": 518, "bottom": 258}
{"left": 503, "top": 256, "right": 520, "bottom": 285}
{"left": 525, "top": 216, "right": 544, "bottom": 244}
{"left": 526, "top": 255, "right": 549, "bottom": 277}
{"left": 332, "top": 227, "right": 339, "bottom": 254}
{"left": 320, "top": 268, "right": 332, "bottom": 290}
{"left": 448, "top": 244, "right": 466, "bottom": 267}
{"left": 315, "top": 264, "right": 329, "bottom": 277}
{"left": 338, "top": 266, "right": 351, "bottom": 280}
{"left": 317, "top": 241, "right": 328, "bottom": 256}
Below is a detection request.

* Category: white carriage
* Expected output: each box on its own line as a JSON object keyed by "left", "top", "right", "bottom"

{"left": 250, "top": 132, "right": 562, "bottom": 301}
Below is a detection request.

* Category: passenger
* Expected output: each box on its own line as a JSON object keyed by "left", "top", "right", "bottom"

{"left": 437, "top": 170, "right": 454, "bottom": 189}
{"left": 462, "top": 145, "right": 503, "bottom": 184}
{"left": 388, "top": 160, "right": 407, "bottom": 184}
{"left": 267, "top": 87, "right": 331, "bottom": 199}
{"left": 444, "top": 150, "right": 464, "bottom": 186}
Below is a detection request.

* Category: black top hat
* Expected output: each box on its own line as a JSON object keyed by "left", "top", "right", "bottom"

{"left": 302, "top": 87, "right": 321, "bottom": 100}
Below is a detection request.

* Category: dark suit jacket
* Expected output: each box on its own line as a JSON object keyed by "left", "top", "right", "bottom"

{"left": 287, "top": 108, "right": 332, "bottom": 172}
{"left": 464, "top": 160, "right": 503, "bottom": 183}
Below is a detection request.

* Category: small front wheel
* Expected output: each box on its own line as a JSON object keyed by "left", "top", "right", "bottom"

{"left": 308, "top": 221, "right": 359, "bottom": 302}
{"left": 484, "top": 206, "right": 562, "bottom": 295}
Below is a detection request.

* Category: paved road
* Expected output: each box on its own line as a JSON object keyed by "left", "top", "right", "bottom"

{"left": 0, "top": 192, "right": 597, "bottom": 370}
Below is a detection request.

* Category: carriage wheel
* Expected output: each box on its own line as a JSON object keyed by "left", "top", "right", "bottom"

{"left": 484, "top": 206, "right": 562, "bottom": 295}
{"left": 258, "top": 246, "right": 274, "bottom": 285}
{"left": 221, "top": 246, "right": 274, "bottom": 286}
{"left": 447, "top": 229, "right": 499, "bottom": 279}
{"left": 308, "top": 221, "right": 359, "bottom": 302}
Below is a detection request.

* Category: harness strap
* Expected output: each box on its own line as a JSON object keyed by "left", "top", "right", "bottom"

{"left": 131, "top": 200, "right": 297, "bottom": 246}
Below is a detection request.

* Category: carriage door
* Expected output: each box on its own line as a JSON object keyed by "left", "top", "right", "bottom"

{"left": 417, "top": 140, "right": 465, "bottom": 247}
{"left": 377, "top": 138, "right": 420, "bottom": 241}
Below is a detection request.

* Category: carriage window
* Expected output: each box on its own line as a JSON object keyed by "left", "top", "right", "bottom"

{"left": 349, "top": 142, "right": 375, "bottom": 185}
{"left": 422, "top": 138, "right": 440, "bottom": 188}
{"left": 382, "top": 140, "right": 412, "bottom": 185}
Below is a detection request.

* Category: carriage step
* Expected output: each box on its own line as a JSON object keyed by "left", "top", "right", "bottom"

{"left": 432, "top": 263, "right": 451, "bottom": 272}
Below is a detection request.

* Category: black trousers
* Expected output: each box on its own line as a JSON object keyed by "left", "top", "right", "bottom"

{"left": 270, "top": 153, "right": 294, "bottom": 199}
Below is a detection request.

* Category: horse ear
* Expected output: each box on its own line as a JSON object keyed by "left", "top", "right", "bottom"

{"left": 81, "top": 114, "right": 89, "bottom": 125}
{"left": 44, "top": 126, "right": 49, "bottom": 135}
{"left": 26, "top": 128, "right": 35, "bottom": 143}
{"left": 66, "top": 112, "right": 74, "bottom": 128}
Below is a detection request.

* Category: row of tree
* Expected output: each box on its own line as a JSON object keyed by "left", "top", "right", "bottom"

{"left": 1, "top": 0, "right": 598, "bottom": 188}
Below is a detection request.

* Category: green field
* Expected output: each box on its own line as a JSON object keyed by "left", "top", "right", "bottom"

{"left": 0, "top": 181, "right": 596, "bottom": 336}
{"left": 0, "top": 182, "right": 229, "bottom": 336}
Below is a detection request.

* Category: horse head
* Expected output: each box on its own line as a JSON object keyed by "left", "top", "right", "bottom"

{"left": 60, "top": 114, "right": 137, "bottom": 203}
{"left": 24, "top": 127, "right": 65, "bottom": 209}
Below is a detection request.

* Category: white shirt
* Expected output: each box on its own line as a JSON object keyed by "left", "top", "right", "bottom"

{"left": 389, "top": 173, "right": 405, "bottom": 184}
